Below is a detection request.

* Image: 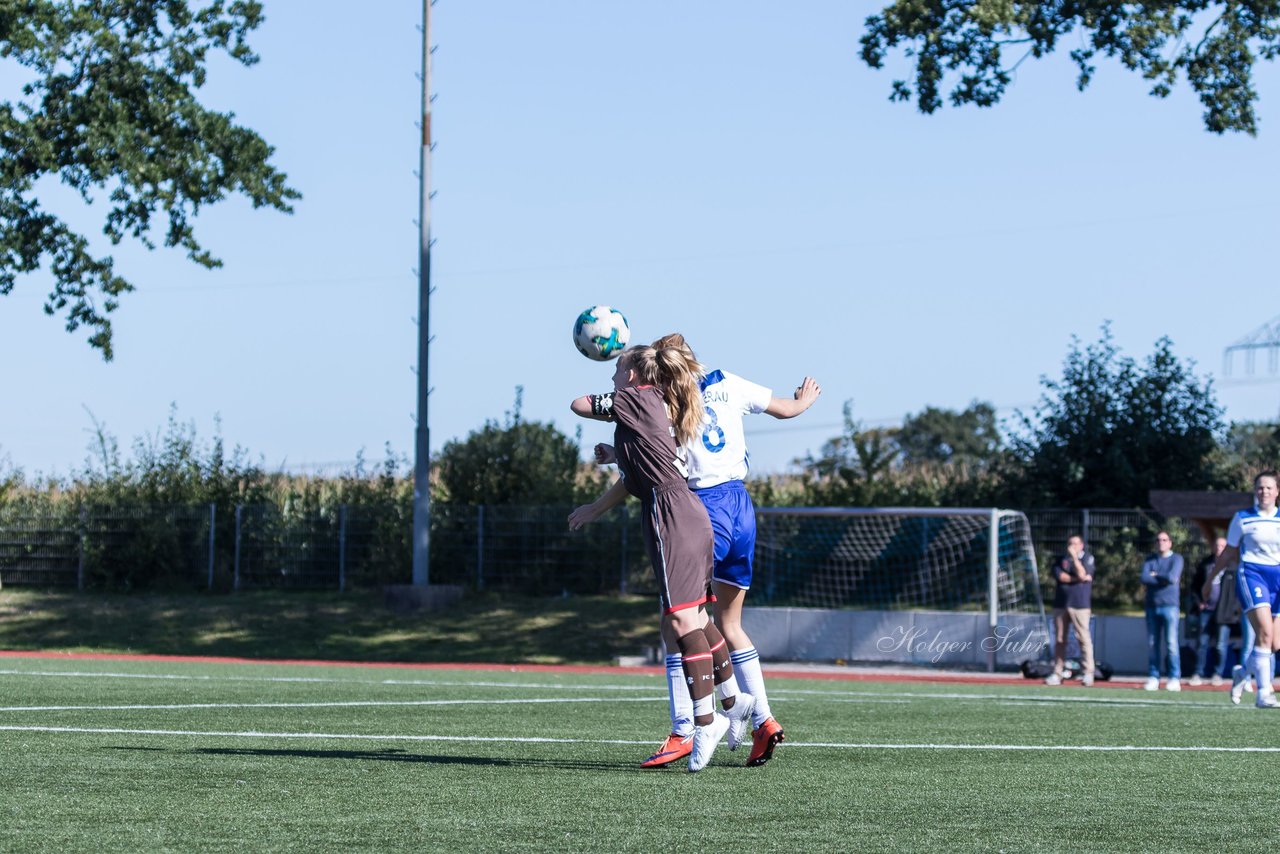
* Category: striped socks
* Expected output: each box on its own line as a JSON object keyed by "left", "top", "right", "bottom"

{"left": 730, "top": 646, "right": 771, "bottom": 727}
{"left": 666, "top": 653, "right": 693, "bottom": 737}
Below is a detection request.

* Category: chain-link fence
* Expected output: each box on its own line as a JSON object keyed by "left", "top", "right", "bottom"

{"left": 0, "top": 503, "right": 1225, "bottom": 606}
{"left": 1025, "top": 509, "right": 1211, "bottom": 611}
{"left": 428, "top": 504, "right": 652, "bottom": 595}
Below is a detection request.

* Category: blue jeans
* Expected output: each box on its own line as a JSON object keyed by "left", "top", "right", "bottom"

{"left": 1195, "top": 623, "right": 1231, "bottom": 678}
{"left": 1146, "top": 605, "right": 1181, "bottom": 679}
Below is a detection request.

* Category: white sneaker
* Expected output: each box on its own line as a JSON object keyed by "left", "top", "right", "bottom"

{"left": 1044, "top": 673, "right": 1062, "bottom": 686}
{"left": 1166, "top": 679, "right": 1181, "bottom": 692}
{"left": 1081, "top": 673, "right": 1094, "bottom": 687}
{"left": 1256, "top": 690, "right": 1280, "bottom": 709}
{"left": 688, "top": 712, "right": 730, "bottom": 773}
{"left": 1231, "top": 665, "right": 1247, "bottom": 705}
{"left": 1142, "top": 677, "right": 1160, "bottom": 691}
{"left": 1211, "top": 674, "right": 1224, "bottom": 687}
{"left": 1189, "top": 675, "right": 1203, "bottom": 687}
{"left": 724, "top": 692, "right": 755, "bottom": 752}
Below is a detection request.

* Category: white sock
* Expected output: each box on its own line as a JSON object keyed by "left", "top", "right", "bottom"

{"left": 666, "top": 654, "right": 693, "bottom": 737}
{"left": 730, "top": 647, "right": 772, "bottom": 727}
{"left": 1254, "top": 647, "right": 1275, "bottom": 694}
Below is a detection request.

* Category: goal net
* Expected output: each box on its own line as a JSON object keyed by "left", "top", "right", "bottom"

{"left": 752, "top": 508, "right": 1046, "bottom": 659}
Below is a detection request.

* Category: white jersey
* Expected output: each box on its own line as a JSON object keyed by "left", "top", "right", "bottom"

{"left": 685, "top": 369, "right": 772, "bottom": 489}
{"left": 1227, "top": 505, "right": 1280, "bottom": 566}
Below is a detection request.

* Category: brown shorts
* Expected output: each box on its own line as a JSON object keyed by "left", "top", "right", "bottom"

{"left": 642, "top": 482, "right": 714, "bottom": 614}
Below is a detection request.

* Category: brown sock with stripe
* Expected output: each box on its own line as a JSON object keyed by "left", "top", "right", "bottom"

{"left": 677, "top": 630, "right": 715, "bottom": 725}
{"left": 703, "top": 622, "right": 737, "bottom": 710}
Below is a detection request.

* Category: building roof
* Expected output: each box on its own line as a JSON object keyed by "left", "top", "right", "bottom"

{"left": 1148, "top": 490, "right": 1252, "bottom": 524}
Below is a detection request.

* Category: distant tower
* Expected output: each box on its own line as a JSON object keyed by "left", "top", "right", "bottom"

{"left": 1223, "top": 315, "right": 1280, "bottom": 380}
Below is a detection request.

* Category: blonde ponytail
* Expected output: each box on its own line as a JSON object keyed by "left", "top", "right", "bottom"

{"left": 655, "top": 343, "right": 706, "bottom": 447}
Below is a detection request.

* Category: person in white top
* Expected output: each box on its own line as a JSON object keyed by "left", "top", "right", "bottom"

{"left": 1202, "top": 469, "right": 1280, "bottom": 708}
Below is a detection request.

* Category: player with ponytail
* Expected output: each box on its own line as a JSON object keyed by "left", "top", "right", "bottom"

{"left": 569, "top": 343, "right": 754, "bottom": 772}
{"left": 594, "top": 333, "right": 820, "bottom": 767}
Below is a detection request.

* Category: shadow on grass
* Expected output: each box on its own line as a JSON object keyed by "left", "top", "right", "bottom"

{"left": 106, "top": 745, "right": 642, "bottom": 772}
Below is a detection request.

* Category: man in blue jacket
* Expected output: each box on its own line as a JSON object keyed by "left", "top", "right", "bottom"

{"left": 1142, "top": 531, "right": 1185, "bottom": 691}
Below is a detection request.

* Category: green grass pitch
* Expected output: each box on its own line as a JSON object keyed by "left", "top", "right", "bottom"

{"left": 0, "top": 656, "right": 1276, "bottom": 852}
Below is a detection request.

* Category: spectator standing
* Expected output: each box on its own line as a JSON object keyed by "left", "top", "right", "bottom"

{"left": 1045, "top": 535, "right": 1095, "bottom": 687}
{"left": 1190, "top": 537, "right": 1229, "bottom": 686}
{"left": 1141, "top": 531, "right": 1184, "bottom": 691}
{"left": 1211, "top": 560, "right": 1245, "bottom": 687}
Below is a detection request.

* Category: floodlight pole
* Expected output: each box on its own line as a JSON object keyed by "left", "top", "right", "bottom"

{"left": 411, "top": 0, "right": 433, "bottom": 586}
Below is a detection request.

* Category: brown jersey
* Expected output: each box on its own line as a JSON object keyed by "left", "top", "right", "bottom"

{"left": 590, "top": 385, "right": 688, "bottom": 495}
{"left": 590, "top": 384, "right": 714, "bottom": 613}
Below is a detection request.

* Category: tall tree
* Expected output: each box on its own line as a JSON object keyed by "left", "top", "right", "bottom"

{"left": 0, "top": 1, "right": 299, "bottom": 358}
{"left": 898, "top": 401, "right": 1001, "bottom": 465}
{"left": 861, "top": 2, "right": 1280, "bottom": 134}
{"left": 798, "top": 400, "right": 899, "bottom": 485}
{"left": 434, "top": 389, "right": 593, "bottom": 506}
{"left": 1219, "top": 420, "right": 1280, "bottom": 480}
{"left": 1010, "top": 324, "right": 1228, "bottom": 507}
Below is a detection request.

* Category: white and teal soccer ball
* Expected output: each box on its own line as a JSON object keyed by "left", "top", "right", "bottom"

{"left": 573, "top": 305, "right": 630, "bottom": 361}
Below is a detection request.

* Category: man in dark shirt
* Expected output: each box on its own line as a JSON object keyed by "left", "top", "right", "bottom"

{"left": 1046, "top": 534, "right": 1096, "bottom": 686}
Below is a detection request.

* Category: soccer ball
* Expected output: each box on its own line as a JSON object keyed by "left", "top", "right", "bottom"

{"left": 573, "top": 305, "right": 630, "bottom": 361}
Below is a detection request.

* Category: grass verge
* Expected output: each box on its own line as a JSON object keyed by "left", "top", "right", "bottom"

{"left": 0, "top": 589, "right": 659, "bottom": 664}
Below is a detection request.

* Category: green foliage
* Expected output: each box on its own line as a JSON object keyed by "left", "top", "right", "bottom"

{"left": 787, "top": 399, "right": 1009, "bottom": 507}
{"left": 434, "top": 388, "right": 603, "bottom": 507}
{"left": 0, "top": 0, "right": 299, "bottom": 358}
{"left": 861, "top": 2, "right": 1280, "bottom": 134}
{"left": 0, "top": 408, "right": 415, "bottom": 590}
{"left": 1217, "top": 420, "right": 1280, "bottom": 486}
{"left": 1037, "top": 517, "right": 1205, "bottom": 613}
{"left": 1009, "top": 324, "right": 1229, "bottom": 508}
{"left": 898, "top": 401, "right": 1001, "bottom": 466}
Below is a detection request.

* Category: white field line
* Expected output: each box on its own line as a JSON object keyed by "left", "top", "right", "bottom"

{"left": 777, "top": 688, "right": 1233, "bottom": 709}
{"left": 0, "top": 669, "right": 660, "bottom": 691}
{"left": 0, "top": 696, "right": 1225, "bottom": 714}
{"left": 0, "top": 669, "right": 1239, "bottom": 709}
{"left": 1, "top": 724, "right": 1277, "bottom": 753}
{"left": 0, "top": 697, "right": 661, "bottom": 713}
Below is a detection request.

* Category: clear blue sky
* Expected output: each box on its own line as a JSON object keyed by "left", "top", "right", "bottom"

{"left": 1, "top": 2, "right": 1278, "bottom": 480}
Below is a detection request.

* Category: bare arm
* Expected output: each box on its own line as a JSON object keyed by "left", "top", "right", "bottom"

{"left": 571, "top": 395, "right": 606, "bottom": 420}
{"left": 568, "top": 478, "right": 629, "bottom": 530}
{"left": 764, "top": 377, "right": 821, "bottom": 419}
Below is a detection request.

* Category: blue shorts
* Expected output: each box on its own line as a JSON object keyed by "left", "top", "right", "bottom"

{"left": 694, "top": 480, "right": 756, "bottom": 590}
{"left": 1237, "top": 561, "right": 1280, "bottom": 614}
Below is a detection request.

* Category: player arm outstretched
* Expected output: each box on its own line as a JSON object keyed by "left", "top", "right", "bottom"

{"left": 764, "top": 377, "right": 821, "bottom": 419}
{"left": 568, "top": 478, "right": 629, "bottom": 530}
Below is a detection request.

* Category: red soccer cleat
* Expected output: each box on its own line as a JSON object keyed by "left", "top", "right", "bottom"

{"left": 746, "top": 717, "right": 785, "bottom": 767}
{"left": 640, "top": 732, "right": 693, "bottom": 769}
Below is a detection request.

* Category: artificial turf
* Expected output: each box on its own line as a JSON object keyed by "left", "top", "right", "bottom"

{"left": 0, "top": 655, "right": 1273, "bottom": 852}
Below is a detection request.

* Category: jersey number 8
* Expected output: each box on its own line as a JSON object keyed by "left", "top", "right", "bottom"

{"left": 702, "top": 406, "right": 725, "bottom": 453}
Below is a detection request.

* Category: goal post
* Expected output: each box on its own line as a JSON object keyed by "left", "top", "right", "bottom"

{"left": 752, "top": 507, "right": 1047, "bottom": 671}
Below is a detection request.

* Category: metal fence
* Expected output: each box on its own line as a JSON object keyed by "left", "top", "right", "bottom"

{"left": 0, "top": 503, "right": 1223, "bottom": 606}
{"left": 1024, "top": 508, "right": 1211, "bottom": 611}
